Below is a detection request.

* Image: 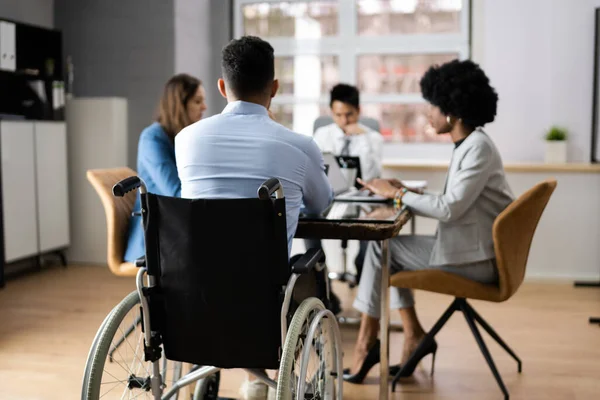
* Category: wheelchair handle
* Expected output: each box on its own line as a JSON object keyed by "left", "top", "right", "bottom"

{"left": 257, "top": 178, "right": 284, "bottom": 200}
{"left": 113, "top": 176, "right": 146, "bottom": 197}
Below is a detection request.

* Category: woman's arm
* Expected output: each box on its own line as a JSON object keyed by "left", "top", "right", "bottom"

{"left": 138, "top": 132, "right": 181, "bottom": 197}
{"left": 401, "top": 143, "right": 493, "bottom": 222}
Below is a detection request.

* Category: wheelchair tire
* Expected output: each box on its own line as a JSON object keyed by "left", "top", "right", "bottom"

{"left": 276, "top": 297, "right": 340, "bottom": 400}
{"left": 82, "top": 290, "right": 142, "bottom": 399}
{"left": 82, "top": 290, "right": 183, "bottom": 400}
{"left": 192, "top": 371, "right": 220, "bottom": 400}
{"left": 80, "top": 304, "right": 115, "bottom": 399}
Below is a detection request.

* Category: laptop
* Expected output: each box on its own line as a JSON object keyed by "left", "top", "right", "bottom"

{"left": 323, "top": 153, "right": 389, "bottom": 203}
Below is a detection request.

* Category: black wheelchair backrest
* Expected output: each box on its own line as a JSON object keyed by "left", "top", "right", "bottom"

{"left": 142, "top": 193, "right": 290, "bottom": 369}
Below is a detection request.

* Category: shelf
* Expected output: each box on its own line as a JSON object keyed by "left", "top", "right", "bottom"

{"left": 383, "top": 159, "right": 600, "bottom": 174}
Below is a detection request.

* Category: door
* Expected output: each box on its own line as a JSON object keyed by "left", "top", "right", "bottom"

{"left": 35, "top": 122, "right": 70, "bottom": 252}
{"left": 0, "top": 121, "right": 38, "bottom": 262}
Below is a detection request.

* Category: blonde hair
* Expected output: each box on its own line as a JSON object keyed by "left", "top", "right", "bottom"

{"left": 156, "top": 73, "right": 201, "bottom": 138}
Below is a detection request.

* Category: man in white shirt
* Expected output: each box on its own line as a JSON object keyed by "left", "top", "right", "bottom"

{"left": 313, "top": 83, "right": 383, "bottom": 182}
{"left": 306, "top": 84, "right": 383, "bottom": 285}
{"left": 175, "top": 35, "right": 333, "bottom": 400}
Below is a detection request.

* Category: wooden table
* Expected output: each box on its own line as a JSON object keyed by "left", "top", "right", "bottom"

{"left": 297, "top": 207, "right": 412, "bottom": 400}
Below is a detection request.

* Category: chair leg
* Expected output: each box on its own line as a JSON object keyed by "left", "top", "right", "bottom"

{"left": 467, "top": 303, "right": 522, "bottom": 373}
{"left": 460, "top": 303, "right": 510, "bottom": 400}
{"left": 391, "top": 298, "right": 461, "bottom": 392}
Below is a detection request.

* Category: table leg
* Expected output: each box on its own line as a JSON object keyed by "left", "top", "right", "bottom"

{"left": 411, "top": 215, "right": 416, "bottom": 235}
{"left": 379, "top": 239, "right": 391, "bottom": 400}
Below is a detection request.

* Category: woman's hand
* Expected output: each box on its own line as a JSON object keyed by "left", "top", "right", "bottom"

{"left": 388, "top": 178, "right": 405, "bottom": 189}
{"left": 388, "top": 178, "right": 424, "bottom": 194}
{"left": 356, "top": 178, "right": 399, "bottom": 199}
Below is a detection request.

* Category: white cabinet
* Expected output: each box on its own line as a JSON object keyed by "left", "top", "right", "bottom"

{"left": 0, "top": 121, "right": 38, "bottom": 262}
{"left": 0, "top": 121, "right": 70, "bottom": 263}
{"left": 35, "top": 122, "right": 70, "bottom": 252}
{"left": 0, "top": 21, "right": 16, "bottom": 72}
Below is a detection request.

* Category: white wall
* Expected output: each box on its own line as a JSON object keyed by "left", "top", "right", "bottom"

{"left": 476, "top": 0, "right": 600, "bottom": 163}
{"left": 389, "top": 0, "right": 600, "bottom": 163}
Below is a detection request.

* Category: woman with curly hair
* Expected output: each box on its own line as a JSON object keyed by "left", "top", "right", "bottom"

{"left": 342, "top": 59, "right": 515, "bottom": 383}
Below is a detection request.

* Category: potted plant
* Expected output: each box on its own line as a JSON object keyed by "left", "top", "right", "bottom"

{"left": 544, "top": 126, "right": 568, "bottom": 163}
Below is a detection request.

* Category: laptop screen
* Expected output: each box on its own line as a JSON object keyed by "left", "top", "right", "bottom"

{"left": 323, "top": 153, "right": 350, "bottom": 195}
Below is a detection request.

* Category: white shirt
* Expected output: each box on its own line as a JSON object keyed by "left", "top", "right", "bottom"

{"left": 313, "top": 123, "right": 384, "bottom": 182}
{"left": 175, "top": 101, "right": 333, "bottom": 254}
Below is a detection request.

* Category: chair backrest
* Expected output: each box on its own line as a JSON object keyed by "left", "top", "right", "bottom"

{"left": 86, "top": 167, "right": 138, "bottom": 276}
{"left": 143, "top": 192, "right": 290, "bottom": 369}
{"left": 313, "top": 115, "right": 381, "bottom": 133}
{"left": 494, "top": 179, "right": 557, "bottom": 301}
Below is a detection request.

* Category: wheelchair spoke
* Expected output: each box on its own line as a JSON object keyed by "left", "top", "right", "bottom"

{"left": 99, "top": 379, "right": 125, "bottom": 399}
{"left": 118, "top": 318, "right": 150, "bottom": 377}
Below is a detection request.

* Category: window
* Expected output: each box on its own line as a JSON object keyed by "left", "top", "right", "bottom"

{"left": 234, "top": 0, "right": 470, "bottom": 142}
{"left": 357, "top": 0, "right": 463, "bottom": 36}
{"left": 242, "top": 1, "right": 339, "bottom": 38}
{"left": 275, "top": 55, "right": 339, "bottom": 97}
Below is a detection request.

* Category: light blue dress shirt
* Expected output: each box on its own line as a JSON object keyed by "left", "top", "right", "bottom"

{"left": 175, "top": 101, "right": 333, "bottom": 253}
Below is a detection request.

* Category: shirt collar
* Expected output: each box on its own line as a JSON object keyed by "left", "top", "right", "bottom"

{"left": 222, "top": 100, "right": 269, "bottom": 116}
{"left": 453, "top": 138, "right": 466, "bottom": 148}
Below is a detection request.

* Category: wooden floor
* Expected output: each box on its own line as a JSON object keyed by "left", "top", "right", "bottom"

{"left": 0, "top": 265, "right": 599, "bottom": 400}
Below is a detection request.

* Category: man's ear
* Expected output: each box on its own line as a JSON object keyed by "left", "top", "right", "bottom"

{"left": 270, "top": 79, "right": 279, "bottom": 98}
{"left": 218, "top": 79, "right": 227, "bottom": 99}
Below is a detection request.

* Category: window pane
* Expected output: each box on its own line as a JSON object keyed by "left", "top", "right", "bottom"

{"left": 270, "top": 104, "right": 330, "bottom": 134}
{"left": 361, "top": 103, "right": 449, "bottom": 142}
{"left": 358, "top": 53, "right": 458, "bottom": 94}
{"left": 243, "top": 1, "right": 338, "bottom": 38}
{"left": 276, "top": 55, "right": 339, "bottom": 97}
{"left": 357, "top": 0, "right": 463, "bottom": 36}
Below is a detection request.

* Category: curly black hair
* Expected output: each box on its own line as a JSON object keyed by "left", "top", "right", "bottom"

{"left": 420, "top": 59, "right": 498, "bottom": 129}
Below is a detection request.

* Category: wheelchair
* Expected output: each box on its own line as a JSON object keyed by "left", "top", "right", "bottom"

{"left": 81, "top": 176, "right": 343, "bottom": 400}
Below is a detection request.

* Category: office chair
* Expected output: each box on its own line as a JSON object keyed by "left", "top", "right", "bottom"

{"left": 86, "top": 167, "right": 138, "bottom": 277}
{"left": 313, "top": 115, "right": 381, "bottom": 134}
{"left": 389, "top": 179, "right": 557, "bottom": 399}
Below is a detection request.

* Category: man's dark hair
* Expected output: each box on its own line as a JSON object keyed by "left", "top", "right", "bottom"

{"left": 420, "top": 59, "right": 498, "bottom": 129}
{"left": 330, "top": 83, "right": 360, "bottom": 109}
{"left": 221, "top": 36, "right": 275, "bottom": 99}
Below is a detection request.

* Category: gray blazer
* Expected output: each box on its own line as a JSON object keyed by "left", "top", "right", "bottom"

{"left": 402, "top": 130, "right": 514, "bottom": 267}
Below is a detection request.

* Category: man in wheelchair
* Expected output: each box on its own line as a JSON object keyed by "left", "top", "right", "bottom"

{"left": 81, "top": 36, "right": 343, "bottom": 400}
{"left": 174, "top": 35, "right": 337, "bottom": 400}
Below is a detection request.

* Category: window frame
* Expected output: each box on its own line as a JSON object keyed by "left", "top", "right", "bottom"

{"left": 233, "top": 0, "right": 471, "bottom": 140}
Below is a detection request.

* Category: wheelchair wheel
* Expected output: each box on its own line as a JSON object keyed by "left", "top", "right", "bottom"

{"left": 276, "top": 297, "right": 342, "bottom": 400}
{"left": 82, "top": 290, "right": 183, "bottom": 399}
{"left": 192, "top": 371, "right": 220, "bottom": 400}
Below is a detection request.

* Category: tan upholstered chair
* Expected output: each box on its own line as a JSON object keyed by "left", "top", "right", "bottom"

{"left": 87, "top": 168, "right": 139, "bottom": 277}
{"left": 390, "top": 179, "right": 557, "bottom": 399}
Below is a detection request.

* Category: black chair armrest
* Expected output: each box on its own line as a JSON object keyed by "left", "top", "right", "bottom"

{"left": 291, "top": 248, "right": 325, "bottom": 274}
{"left": 135, "top": 256, "right": 146, "bottom": 268}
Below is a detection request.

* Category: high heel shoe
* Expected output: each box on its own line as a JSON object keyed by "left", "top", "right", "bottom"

{"left": 342, "top": 339, "right": 380, "bottom": 384}
{"left": 391, "top": 338, "right": 438, "bottom": 378}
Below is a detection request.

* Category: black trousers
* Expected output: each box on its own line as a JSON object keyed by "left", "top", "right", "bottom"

{"left": 303, "top": 238, "right": 368, "bottom": 283}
